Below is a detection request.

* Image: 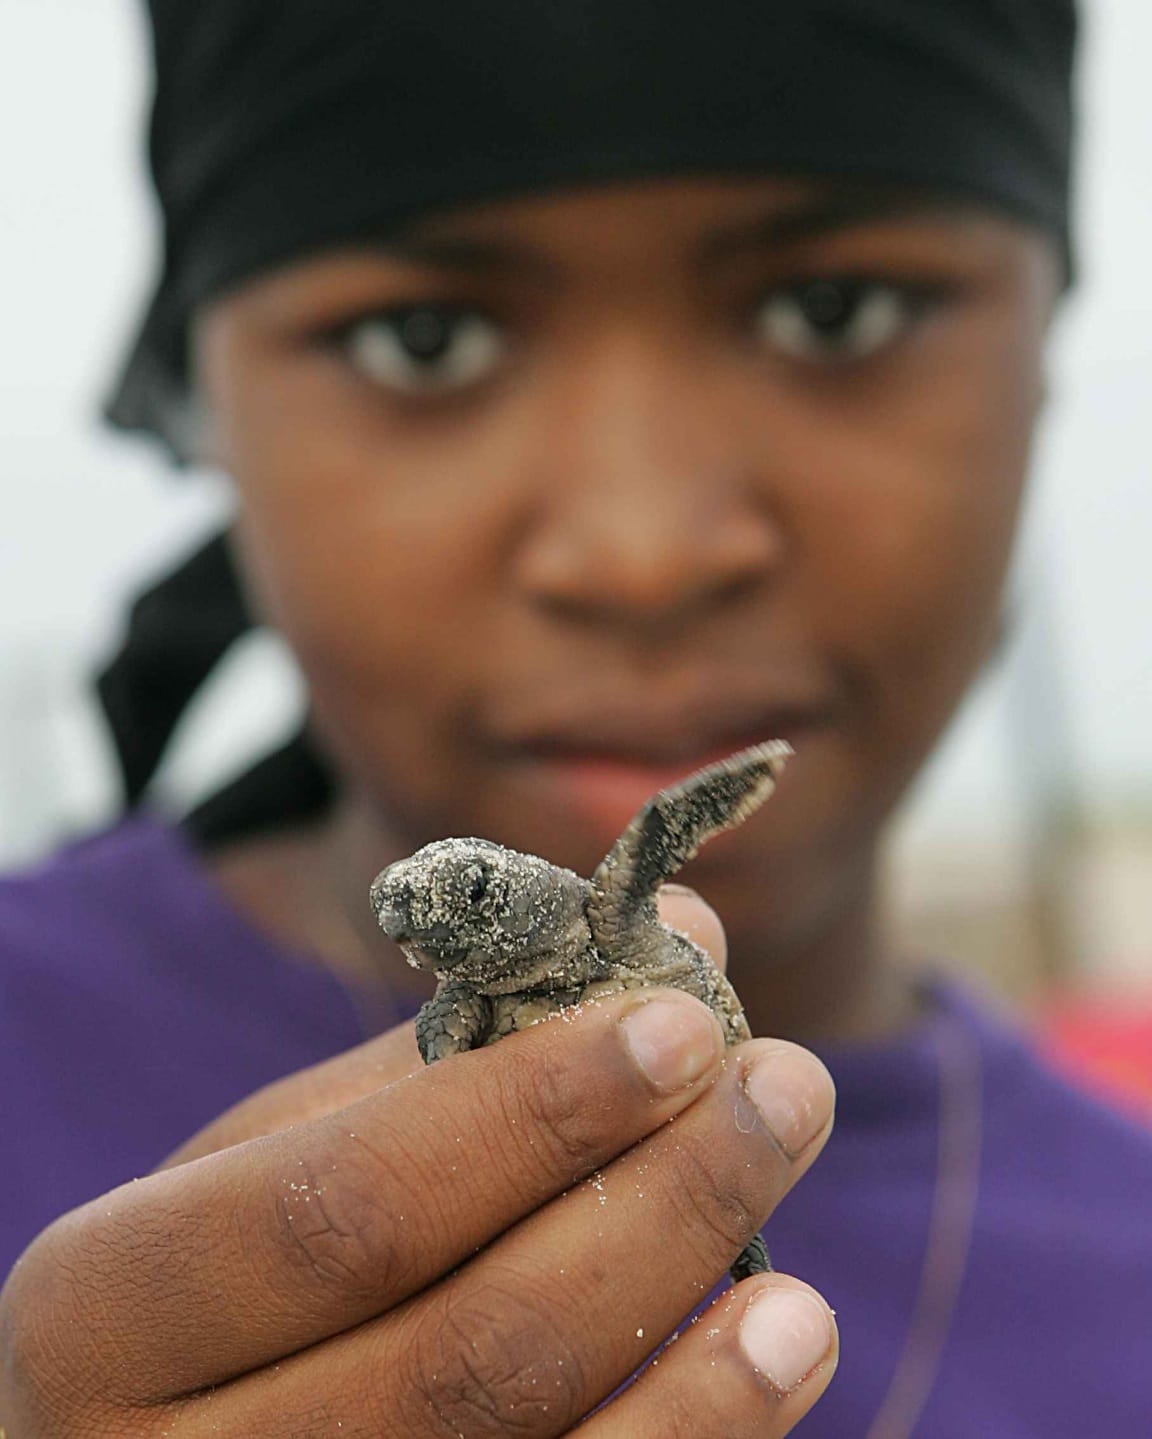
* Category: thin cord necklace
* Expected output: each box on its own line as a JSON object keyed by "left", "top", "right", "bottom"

{"left": 865, "top": 999, "right": 985, "bottom": 1439}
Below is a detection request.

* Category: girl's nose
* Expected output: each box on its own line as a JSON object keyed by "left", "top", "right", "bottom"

{"left": 513, "top": 339, "right": 785, "bottom": 635}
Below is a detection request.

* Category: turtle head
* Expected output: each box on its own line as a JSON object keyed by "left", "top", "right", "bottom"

{"left": 370, "top": 837, "right": 589, "bottom": 985}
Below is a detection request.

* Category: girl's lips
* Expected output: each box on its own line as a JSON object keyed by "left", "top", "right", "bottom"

{"left": 533, "top": 756, "right": 714, "bottom": 838}
{"left": 523, "top": 732, "right": 808, "bottom": 842}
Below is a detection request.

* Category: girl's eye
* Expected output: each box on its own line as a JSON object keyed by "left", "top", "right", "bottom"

{"left": 343, "top": 305, "right": 507, "bottom": 394}
{"left": 754, "top": 278, "right": 929, "bottom": 362}
{"left": 463, "top": 863, "right": 489, "bottom": 906}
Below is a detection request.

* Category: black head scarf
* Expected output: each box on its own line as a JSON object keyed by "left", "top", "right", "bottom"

{"left": 109, "top": 0, "right": 1077, "bottom": 461}
{"left": 98, "top": 0, "right": 1078, "bottom": 839}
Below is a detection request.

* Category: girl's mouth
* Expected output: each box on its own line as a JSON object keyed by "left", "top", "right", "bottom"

{"left": 517, "top": 723, "right": 819, "bottom": 841}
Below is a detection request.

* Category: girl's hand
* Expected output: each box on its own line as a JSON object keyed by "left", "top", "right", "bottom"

{"left": 0, "top": 892, "right": 837, "bottom": 1436}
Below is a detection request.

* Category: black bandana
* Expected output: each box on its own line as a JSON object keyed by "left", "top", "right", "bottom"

{"left": 108, "top": 0, "right": 1077, "bottom": 461}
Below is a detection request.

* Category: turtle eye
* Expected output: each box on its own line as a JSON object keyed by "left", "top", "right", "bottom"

{"left": 463, "top": 863, "right": 489, "bottom": 905}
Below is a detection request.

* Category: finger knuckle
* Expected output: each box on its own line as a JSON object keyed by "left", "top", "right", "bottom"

{"left": 665, "top": 1138, "right": 764, "bottom": 1267}
{"left": 392, "top": 1275, "right": 587, "bottom": 1436}
{"left": 493, "top": 1053, "right": 607, "bottom": 1183}
{"left": 264, "top": 1138, "right": 419, "bottom": 1308}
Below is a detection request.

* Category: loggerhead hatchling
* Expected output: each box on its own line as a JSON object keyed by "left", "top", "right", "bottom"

{"left": 370, "top": 738, "right": 791, "bottom": 1283}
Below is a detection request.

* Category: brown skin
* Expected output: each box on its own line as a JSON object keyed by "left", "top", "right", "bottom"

{"left": 0, "top": 177, "right": 1058, "bottom": 1438}
{"left": 195, "top": 177, "right": 1058, "bottom": 1042}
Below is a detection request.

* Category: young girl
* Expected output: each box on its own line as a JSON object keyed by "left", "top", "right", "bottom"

{"left": 3, "top": 1, "right": 1149, "bottom": 1435}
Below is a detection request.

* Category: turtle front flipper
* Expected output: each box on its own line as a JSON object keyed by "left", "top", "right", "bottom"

{"left": 415, "top": 983, "right": 495, "bottom": 1064}
{"left": 587, "top": 741, "right": 791, "bottom": 955}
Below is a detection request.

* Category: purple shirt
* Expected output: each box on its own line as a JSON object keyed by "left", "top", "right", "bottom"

{"left": 3, "top": 817, "right": 1150, "bottom": 1435}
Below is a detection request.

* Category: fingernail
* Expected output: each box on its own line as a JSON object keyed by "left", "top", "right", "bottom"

{"left": 658, "top": 884, "right": 698, "bottom": 897}
{"left": 621, "top": 995, "right": 721, "bottom": 1092}
{"left": 740, "top": 1288, "right": 834, "bottom": 1392}
{"left": 743, "top": 1047, "right": 834, "bottom": 1158}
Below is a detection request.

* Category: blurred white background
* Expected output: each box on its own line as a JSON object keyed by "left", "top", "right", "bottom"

{"left": 0, "top": 0, "right": 1148, "bottom": 999}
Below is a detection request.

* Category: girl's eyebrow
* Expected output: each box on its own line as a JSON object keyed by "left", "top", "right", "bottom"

{"left": 374, "top": 190, "right": 975, "bottom": 276}
{"left": 374, "top": 233, "right": 560, "bottom": 278}
{"left": 697, "top": 191, "right": 979, "bottom": 264}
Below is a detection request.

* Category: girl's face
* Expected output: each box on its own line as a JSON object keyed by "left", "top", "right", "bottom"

{"left": 196, "top": 177, "right": 1057, "bottom": 959}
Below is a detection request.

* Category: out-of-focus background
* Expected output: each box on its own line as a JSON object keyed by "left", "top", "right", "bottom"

{"left": 1, "top": 2, "right": 1149, "bottom": 1104}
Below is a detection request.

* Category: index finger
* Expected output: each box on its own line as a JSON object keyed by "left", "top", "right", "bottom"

{"left": 16, "top": 986, "right": 729, "bottom": 1405}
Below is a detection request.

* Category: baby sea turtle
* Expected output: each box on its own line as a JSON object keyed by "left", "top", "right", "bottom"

{"left": 370, "top": 738, "right": 791, "bottom": 1283}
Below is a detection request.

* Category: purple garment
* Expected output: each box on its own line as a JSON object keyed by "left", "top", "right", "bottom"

{"left": 2, "top": 817, "right": 1150, "bottom": 1435}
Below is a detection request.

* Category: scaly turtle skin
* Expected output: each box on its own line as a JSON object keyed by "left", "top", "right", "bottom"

{"left": 370, "top": 739, "right": 791, "bottom": 1284}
